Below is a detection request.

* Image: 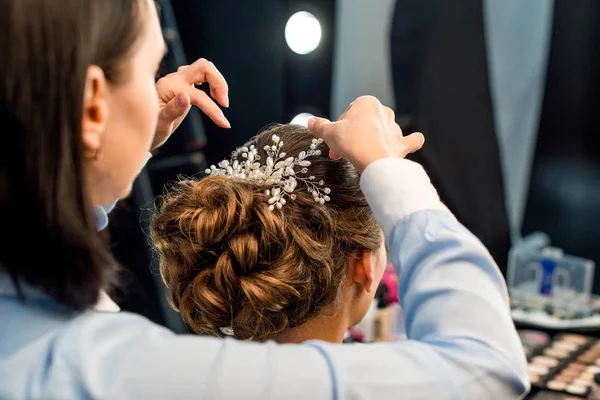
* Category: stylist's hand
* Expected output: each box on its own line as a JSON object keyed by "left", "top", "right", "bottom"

{"left": 308, "top": 96, "right": 424, "bottom": 173}
{"left": 153, "top": 58, "right": 230, "bottom": 150}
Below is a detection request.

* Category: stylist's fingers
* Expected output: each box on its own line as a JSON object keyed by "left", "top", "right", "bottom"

{"left": 180, "top": 58, "right": 229, "bottom": 108}
{"left": 307, "top": 117, "right": 334, "bottom": 139}
{"left": 159, "top": 92, "right": 190, "bottom": 123}
{"left": 187, "top": 87, "right": 231, "bottom": 128}
{"left": 329, "top": 150, "right": 342, "bottom": 160}
{"left": 308, "top": 117, "right": 344, "bottom": 160}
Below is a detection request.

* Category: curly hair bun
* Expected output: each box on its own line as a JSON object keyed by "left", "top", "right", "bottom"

{"left": 151, "top": 125, "right": 381, "bottom": 340}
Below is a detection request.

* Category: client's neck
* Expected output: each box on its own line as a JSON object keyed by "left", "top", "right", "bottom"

{"left": 270, "top": 313, "right": 349, "bottom": 344}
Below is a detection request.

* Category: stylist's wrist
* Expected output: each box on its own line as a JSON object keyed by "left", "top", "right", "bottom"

{"left": 349, "top": 149, "right": 396, "bottom": 174}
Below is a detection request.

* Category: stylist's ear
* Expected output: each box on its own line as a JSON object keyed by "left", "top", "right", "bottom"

{"left": 81, "top": 65, "right": 109, "bottom": 160}
{"left": 351, "top": 249, "right": 376, "bottom": 293}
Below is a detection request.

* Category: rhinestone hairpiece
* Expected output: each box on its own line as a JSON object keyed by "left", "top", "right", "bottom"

{"left": 204, "top": 134, "right": 332, "bottom": 210}
{"left": 220, "top": 326, "right": 234, "bottom": 336}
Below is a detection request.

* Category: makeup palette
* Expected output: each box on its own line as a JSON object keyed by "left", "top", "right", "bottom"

{"left": 531, "top": 390, "right": 591, "bottom": 400}
{"left": 527, "top": 333, "right": 600, "bottom": 398}
{"left": 520, "top": 330, "right": 551, "bottom": 359}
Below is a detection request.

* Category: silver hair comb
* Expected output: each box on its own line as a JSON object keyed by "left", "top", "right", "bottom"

{"left": 205, "top": 134, "right": 331, "bottom": 210}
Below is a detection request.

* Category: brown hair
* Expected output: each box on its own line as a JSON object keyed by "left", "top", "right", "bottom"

{"left": 0, "top": 0, "right": 150, "bottom": 309}
{"left": 151, "top": 125, "right": 382, "bottom": 340}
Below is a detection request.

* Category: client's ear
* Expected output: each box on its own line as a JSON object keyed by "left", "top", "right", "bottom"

{"left": 348, "top": 248, "right": 376, "bottom": 293}
{"left": 81, "top": 65, "right": 109, "bottom": 159}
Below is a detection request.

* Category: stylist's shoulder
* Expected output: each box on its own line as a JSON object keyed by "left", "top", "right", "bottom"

{"left": 57, "top": 310, "right": 180, "bottom": 398}
{"left": 57, "top": 310, "right": 332, "bottom": 399}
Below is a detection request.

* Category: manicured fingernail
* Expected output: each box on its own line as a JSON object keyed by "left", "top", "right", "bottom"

{"left": 223, "top": 94, "right": 229, "bottom": 108}
{"left": 221, "top": 111, "right": 231, "bottom": 128}
{"left": 176, "top": 93, "right": 186, "bottom": 109}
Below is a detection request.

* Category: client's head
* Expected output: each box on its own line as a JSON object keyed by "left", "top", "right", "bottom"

{"left": 151, "top": 124, "right": 385, "bottom": 342}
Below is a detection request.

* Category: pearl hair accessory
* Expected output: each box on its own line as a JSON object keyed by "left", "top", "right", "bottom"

{"left": 205, "top": 134, "right": 332, "bottom": 211}
{"left": 219, "top": 326, "right": 235, "bottom": 336}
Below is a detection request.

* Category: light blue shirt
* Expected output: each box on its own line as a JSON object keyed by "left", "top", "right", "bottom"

{"left": 94, "top": 202, "right": 117, "bottom": 231}
{"left": 0, "top": 158, "right": 529, "bottom": 399}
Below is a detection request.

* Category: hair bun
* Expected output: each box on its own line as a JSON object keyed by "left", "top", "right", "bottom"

{"left": 226, "top": 233, "right": 259, "bottom": 276}
{"left": 152, "top": 177, "right": 307, "bottom": 339}
{"left": 151, "top": 126, "right": 382, "bottom": 341}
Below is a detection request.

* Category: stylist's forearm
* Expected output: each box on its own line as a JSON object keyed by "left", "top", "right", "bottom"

{"left": 360, "top": 158, "right": 529, "bottom": 398}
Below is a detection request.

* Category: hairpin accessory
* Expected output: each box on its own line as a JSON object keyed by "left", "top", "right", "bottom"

{"left": 220, "top": 326, "right": 235, "bottom": 336}
{"left": 205, "top": 134, "right": 332, "bottom": 210}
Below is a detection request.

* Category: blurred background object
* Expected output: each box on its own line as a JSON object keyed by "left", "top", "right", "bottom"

{"left": 521, "top": 0, "right": 600, "bottom": 292}
{"left": 105, "top": 1, "right": 600, "bottom": 341}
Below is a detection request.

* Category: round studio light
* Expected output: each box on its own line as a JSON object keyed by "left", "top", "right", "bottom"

{"left": 285, "top": 12, "right": 322, "bottom": 55}
{"left": 290, "top": 113, "right": 315, "bottom": 127}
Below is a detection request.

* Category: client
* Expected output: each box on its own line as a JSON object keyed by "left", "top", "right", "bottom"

{"left": 151, "top": 124, "right": 386, "bottom": 343}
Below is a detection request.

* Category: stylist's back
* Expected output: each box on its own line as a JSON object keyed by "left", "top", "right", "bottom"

{"left": 0, "top": 0, "right": 529, "bottom": 398}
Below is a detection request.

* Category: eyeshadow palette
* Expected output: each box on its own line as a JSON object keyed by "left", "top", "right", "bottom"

{"left": 527, "top": 333, "right": 600, "bottom": 398}
{"left": 521, "top": 330, "right": 552, "bottom": 359}
{"left": 532, "top": 390, "right": 592, "bottom": 400}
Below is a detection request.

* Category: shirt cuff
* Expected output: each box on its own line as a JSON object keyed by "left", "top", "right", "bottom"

{"left": 359, "top": 158, "right": 452, "bottom": 237}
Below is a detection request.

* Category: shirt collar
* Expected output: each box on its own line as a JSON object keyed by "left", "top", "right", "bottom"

{"left": 94, "top": 201, "right": 117, "bottom": 232}
{"left": 94, "top": 206, "right": 109, "bottom": 231}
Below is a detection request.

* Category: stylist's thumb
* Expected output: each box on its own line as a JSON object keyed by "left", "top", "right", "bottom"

{"left": 402, "top": 132, "right": 425, "bottom": 156}
{"left": 308, "top": 117, "right": 342, "bottom": 160}
{"left": 159, "top": 92, "right": 190, "bottom": 123}
{"left": 307, "top": 117, "right": 332, "bottom": 138}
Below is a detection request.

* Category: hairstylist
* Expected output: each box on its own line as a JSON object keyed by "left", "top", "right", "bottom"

{"left": 0, "top": 0, "right": 528, "bottom": 399}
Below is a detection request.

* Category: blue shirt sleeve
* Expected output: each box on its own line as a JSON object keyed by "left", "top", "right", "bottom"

{"left": 36, "top": 158, "right": 528, "bottom": 399}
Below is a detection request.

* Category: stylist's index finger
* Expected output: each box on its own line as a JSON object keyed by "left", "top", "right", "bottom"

{"left": 183, "top": 59, "right": 229, "bottom": 108}
{"left": 187, "top": 88, "right": 231, "bottom": 129}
